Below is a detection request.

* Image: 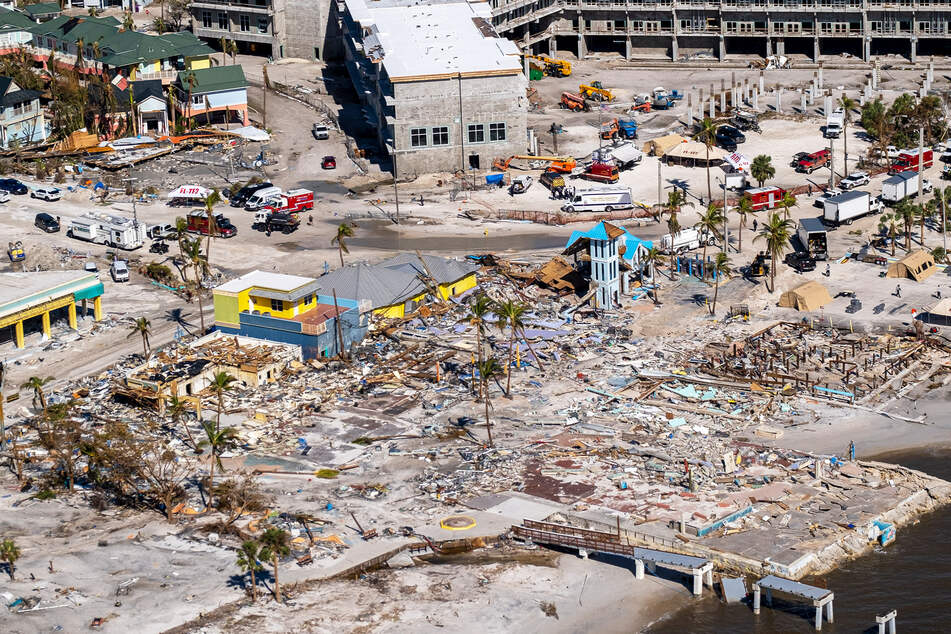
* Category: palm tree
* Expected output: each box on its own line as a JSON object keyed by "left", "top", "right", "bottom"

{"left": 74, "top": 37, "right": 85, "bottom": 73}
{"left": 331, "top": 223, "right": 355, "bottom": 267}
{"left": 0, "top": 538, "right": 19, "bottom": 580}
{"left": 641, "top": 246, "right": 663, "bottom": 302}
{"left": 734, "top": 196, "right": 755, "bottom": 254}
{"left": 839, "top": 95, "right": 857, "bottom": 175}
{"left": 467, "top": 294, "right": 494, "bottom": 399}
{"left": 202, "top": 189, "right": 221, "bottom": 272}
{"left": 182, "top": 71, "right": 197, "bottom": 129}
{"left": 173, "top": 217, "right": 190, "bottom": 279}
{"left": 750, "top": 155, "right": 775, "bottom": 188}
{"left": 778, "top": 191, "right": 797, "bottom": 221}
{"left": 121, "top": 11, "right": 134, "bottom": 31}
{"left": 127, "top": 317, "right": 152, "bottom": 357}
{"left": 168, "top": 395, "right": 198, "bottom": 450}
{"left": 919, "top": 200, "right": 935, "bottom": 248}
{"left": 475, "top": 358, "right": 504, "bottom": 446}
{"left": 693, "top": 117, "right": 719, "bottom": 201}
{"left": 710, "top": 252, "right": 731, "bottom": 315}
{"left": 495, "top": 300, "right": 528, "bottom": 397}
{"left": 227, "top": 40, "right": 238, "bottom": 65}
{"left": 198, "top": 421, "right": 239, "bottom": 508}
{"left": 258, "top": 527, "right": 290, "bottom": 602}
{"left": 21, "top": 376, "right": 53, "bottom": 413}
{"left": 755, "top": 212, "right": 792, "bottom": 292}
{"left": 895, "top": 198, "right": 916, "bottom": 251}
{"left": 697, "top": 203, "right": 724, "bottom": 263}
{"left": 236, "top": 540, "right": 264, "bottom": 602}
{"left": 879, "top": 212, "right": 901, "bottom": 256}
{"left": 665, "top": 189, "right": 685, "bottom": 280}
{"left": 184, "top": 237, "right": 209, "bottom": 333}
{"left": 219, "top": 37, "right": 228, "bottom": 66}
{"left": 209, "top": 371, "right": 236, "bottom": 432}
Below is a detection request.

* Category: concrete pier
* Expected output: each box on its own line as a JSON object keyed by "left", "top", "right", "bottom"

{"left": 876, "top": 609, "right": 897, "bottom": 634}
{"left": 754, "top": 575, "right": 834, "bottom": 631}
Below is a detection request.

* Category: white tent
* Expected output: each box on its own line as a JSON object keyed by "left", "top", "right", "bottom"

{"left": 168, "top": 185, "right": 211, "bottom": 200}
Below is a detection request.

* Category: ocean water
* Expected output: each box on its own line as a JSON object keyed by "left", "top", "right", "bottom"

{"left": 645, "top": 447, "right": 951, "bottom": 633}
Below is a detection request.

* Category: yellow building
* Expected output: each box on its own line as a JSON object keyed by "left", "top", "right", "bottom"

{"left": 0, "top": 271, "right": 103, "bottom": 349}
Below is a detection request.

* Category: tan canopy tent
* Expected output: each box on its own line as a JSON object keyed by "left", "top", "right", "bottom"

{"left": 778, "top": 280, "right": 833, "bottom": 311}
{"left": 922, "top": 297, "right": 951, "bottom": 326}
{"left": 886, "top": 249, "right": 937, "bottom": 282}
{"left": 641, "top": 134, "right": 685, "bottom": 158}
{"left": 665, "top": 141, "right": 728, "bottom": 162}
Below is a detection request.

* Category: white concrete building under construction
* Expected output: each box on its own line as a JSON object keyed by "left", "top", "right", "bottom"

{"left": 340, "top": 0, "right": 529, "bottom": 174}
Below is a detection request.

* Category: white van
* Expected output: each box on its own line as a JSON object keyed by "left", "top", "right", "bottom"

{"left": 660, "top": 226, "right": 717, "bottom": 253}
{"left": 244, "top": 186, "right": 282, "bottom": 211}
{"left": 561, "top": 187, "right": 633, "bottom": 213}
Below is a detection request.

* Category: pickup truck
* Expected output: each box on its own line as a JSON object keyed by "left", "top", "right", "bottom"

{"left": 147, "top": 223, "right": 176, "bottom": 240}
{"left": 797, "top": 149, "right": 830, "bottom": 174}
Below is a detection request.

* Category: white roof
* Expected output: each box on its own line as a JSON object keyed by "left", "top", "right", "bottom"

{"left": 215, "top": 270, "right": 317, "bottom": 294}
{"left": 229, "top": 126, "right": 271, "bottom": 142}
{"left": 346, "top": 0, "right": 522, "bottom": 80}
{"left": 611, "top": 144, "right": 642, "bottom": 163}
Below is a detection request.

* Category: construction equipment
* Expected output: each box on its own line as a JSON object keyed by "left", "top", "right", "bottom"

{"left": 493, "top": 155, "right": 577, "bottom": 173}
{"left": 630, "top": 98, "right": 652, "bottom": 113}
{"left": 509, "top": 175, "right": 533, "bottom": 195}
{"left": 7, "top": 240, "right": 24, "bottom": 262}
{"left": 750, "top": 252, "right": 771, "bottom": 277}
{"left": 618, "top": 118, "right": 638, "bottom": 139}
{"left": 579, "top": 82, "right": 614, "bottom": 102}
{"left": 526, "top": 54, "right": 572, "bottom": 77}
{"left": 560, "top": 92, "right": 590, "bottom": 112}
{"left": 582, "top": 162, "right": 619, "bottom": 184}
{"left": 599, "top": 118, "right": 619, "bottom": 140}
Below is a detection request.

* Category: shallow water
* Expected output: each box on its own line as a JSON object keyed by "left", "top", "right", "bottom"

{"left": 645, "top": 446, "right": 951, "bottom": 633}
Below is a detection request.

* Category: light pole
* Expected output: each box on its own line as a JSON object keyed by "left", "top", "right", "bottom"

{"left": 717, "top": 176, "right": 729, "bottom": 253}
{"left": 123, "top": 165, "right": 138, "bottom": 229}
{"left": 387, "top": 143, "right": 401, "bottom": 225}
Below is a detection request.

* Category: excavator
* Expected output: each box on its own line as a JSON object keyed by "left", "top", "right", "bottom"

{"left": 525, "top": 54, "right": 572, "bottom": 77}
{"left": 579, "top": 81, "right": 614, "bottom": 102}
{"left": 493, "top": 155, "right": 578, "bottom": 173}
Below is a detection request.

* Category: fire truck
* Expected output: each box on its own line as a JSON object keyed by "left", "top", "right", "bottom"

{"left": 186, "top": 209, "right": 237, "bottom": 238}
{"left": 742, "top": 186, "right": 786, "bottom": 211}
{"left": 262, "top": 188, "right": 315, "bottom": 214}
{"left": 891, "top": 148, "right": 933, "bottom": 173}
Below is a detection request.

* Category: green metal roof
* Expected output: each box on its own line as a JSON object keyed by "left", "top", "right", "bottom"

{"left": 159, "top": 32, "right": 214, "bottom": 59}
{"left": 177, "top": 65, "right": 247, "bottom": 93}
{"left": 0, "top": 8, "right": 40, "bottom": 31}
{"left": 23, "top": 2, "right": 61, "bottom": 17}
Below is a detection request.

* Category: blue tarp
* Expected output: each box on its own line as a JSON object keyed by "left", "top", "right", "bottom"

{"left": 485, "top": 173, "right": 505, "bottom": 185}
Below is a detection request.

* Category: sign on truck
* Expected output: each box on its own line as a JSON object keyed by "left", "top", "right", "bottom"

{"left": 561, "top": 187, "right": 633, "bottom": 213}
{"left": 822, "top": 190, "right": 881, "bottom": 226}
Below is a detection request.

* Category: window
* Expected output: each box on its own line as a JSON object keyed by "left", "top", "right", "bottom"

{"left": 192, "top": 94, "right": 203, "bottom": 106}
{"left": 467, "top": 123, "right": 485, "bottom": 143}
{"left": 410, "top": 127, "right": 428, "bottom": 147}
{"left": 489, "top": 122, "right": 506, "bottom": 142}
{"left": 202, "top": 11, "right": 212, "bottom": 28}
{"left": 218, "top": 12, "right": 228, "bottom": 30}
{"left": 257, "top": 18, "right": 269, "bottom": 34}
{"left": 302, "top": 293, "right": 313, "bottom": 305}
{"left": 270, "top": 298, "right": 284, "bottom": 312}
{"left": 240, "top": 15, "right": 251, "bottom": 32}
{"left": 432, "top": 126, "right": 449, "bottom": 146}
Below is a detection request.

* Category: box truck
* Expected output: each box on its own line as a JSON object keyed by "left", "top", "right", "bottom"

{"left": 561, "top": 187, "right": 633, "bottom": 213}
{"left": 881, "top": 172, "right": 932, "bottom": 203}
{"left": 822, "top": 190, "right": 882, "bottom": 226}
{"left": 797, "top": 218, "right": 828, "bottom": 260}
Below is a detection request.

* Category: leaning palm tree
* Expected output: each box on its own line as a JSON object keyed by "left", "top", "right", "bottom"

{"left": 21, "top": 376, "right": 53, "bottom": 413}
{"left": 476, "top": 357, "right": 504, "bottom": 446}
{"left": 198, "top": 421, "right": 239, "bottom": 509}
{"left": 495, "top": 300, "right": 528, "bottom": 397}
{"left": 0, "top": 538, "right": 19, "bottom": 580}
{"left": 641, "top": 246, "right": 663, "bottom": 302}
{"left": 693, "top": 117, "right": 719, "bottom": 202}
{"left": 236, "top": 540, "right": 264, "bottom": 602}
{"left": 697, "top": 203, "right": 724, "bottom": 263}
{"left": 168, "top": 395, "right": 198, "bottom": 450}
{"left": 755, "top": 212, "right": 792, "bottom": 292}
{"left": 838, "top": 95, "right": 857, "bottom": 176}
{"left": 331, "top": 223, "right": 355, "bottom": 267}
{"left": 467, "top": 294, "right": 494, "bottom": 399}
{"left": 777, "top": 190, "right": 797, "bottom": 221}
{"left": 127, "top": 316, "right": 152, "bottom": 357}
{"left": 710, "top": 252, "right": 732, "bottom": 315}
{"left": 209, "top": 371, "right": 236, "bottom": 432}
{"left": 734, "top": 196, "right": 755, "bottom": 254}
{"left": 258, "top": 527, "right": 290, "bottom": 602}
{"left": 202, "top": 189, "right": 222, "bottom": 272}
{"left": 750, "top": 154, "right": 775, "bottom": 188}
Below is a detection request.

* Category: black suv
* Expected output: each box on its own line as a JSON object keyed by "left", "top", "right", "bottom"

{"left": 34, "top": 212, "right": 60, "bottom": 233}
{"left": 254, "top": 212, "right": 299, "bottom": 234}
{"left": 718, "top": 125, "right": 746, "bottom": 144}
{"left": 0, "top": 178, "right": 28, "bottom": 195}
{"left": 715, "top": 133, "right": 737, "bottom": 152}
{"left": 784, "top": 251, "right": 816, "bottom": 273}
{"left": 230, "top": 182, "right": 273, "bottom": 207}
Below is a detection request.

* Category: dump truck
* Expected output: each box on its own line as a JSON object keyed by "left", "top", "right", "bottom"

{"left": 579, "top": 82, "right": 614, "bottom": 102}
{"left": 618, "top": 119, "right": 638, "bottom": 139}
{"left": 560, "top": 92, "right": 589, "bottom": 112}
{"left": 599, "top": 118, "right": 619, "bottom": 140}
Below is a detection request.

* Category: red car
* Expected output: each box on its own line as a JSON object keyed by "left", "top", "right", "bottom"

{"left": 321, "top": 155, "right": 336, "bottom": 169}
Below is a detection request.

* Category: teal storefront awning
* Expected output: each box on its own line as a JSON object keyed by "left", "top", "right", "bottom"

{"left": 73, "top": 282, "right": 104, "bottom": 302}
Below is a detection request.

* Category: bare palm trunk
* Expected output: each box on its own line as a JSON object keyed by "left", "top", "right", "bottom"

{"left": 712, "top": 278, "right": 720, "bottom": 315}
{"left": 921, "top": 217, "right": 926, "bottom": 247}
{"left": 738, "top": 218, "right": 745, "bottom": 253}
{"left": 338, "top": 244, "right": 344, "bottom": 267}
{"left": 207, "top": 454, "right": 216, "bottom": 509}
{"left": 484, "top": 385, "right": 493, "bottom": 446}
{"left": 505, "top": 328, "right": 515, "bottom": 396}
{"left": 705, "top": 144, "right": 712, "bottom": 201}
{"left": 517, "top": 327, "right": 545, "bottom": 372}
{"left": 475, "top": 326, "right": 483, "bottom": 400}
{"left": 272, "top": 556, "right": 281, "bottom": 602}
{"left": 891, "top": 234, "right": 896, "bottom": 256}
{"left": 250, "top": 568, "right": 257, "bottom": 602}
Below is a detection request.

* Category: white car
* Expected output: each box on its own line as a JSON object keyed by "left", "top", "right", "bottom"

{"left": 31, "top": 187, "right": 62, "bottom": 201}
{"left": 0, "top": 191, "right": 10, "bottom": 203}
{"left": 814, "top": 188, "right": 843, "bottom": 207}
{"left": 839, "top": 171, "right": 870, "bottom": 190}
{"left": 110, "top": 260, "right": 129, "bottom": 282}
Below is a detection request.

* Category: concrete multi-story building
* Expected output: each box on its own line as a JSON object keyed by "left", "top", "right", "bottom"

{"left": 339, "top": 0, "right": 529, "bottom": 174}
{"left": 190, "top": 0, "right": 340, "bottom": 61}
{"left": 490, "top": 0, "right": 951, "bottom": 63}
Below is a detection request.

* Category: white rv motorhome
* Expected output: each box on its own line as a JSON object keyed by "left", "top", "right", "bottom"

{"left": 67, "top": 212, "right": 146, "bottom": 250}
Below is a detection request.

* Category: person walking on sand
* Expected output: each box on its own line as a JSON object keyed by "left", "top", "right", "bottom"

{"left": 752, "top": 218, "right": 758, "bottom": 233}
{"left": 895, "top": 284, "right": 902, "bottom": 298}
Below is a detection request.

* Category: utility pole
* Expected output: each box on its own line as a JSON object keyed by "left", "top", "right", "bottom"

{"left": 392, "top": 147, "right": 400, "bottom": 225}
{"left": 549, "top": 122, "right": 559, "bottom": 154}
{"left": 123, "top": 166, "right": 138, "bottom": 230}
{"left": 722, "top": 178, "right": 728, "bottom": 254}
{"left": 458, "top": 72, "right": 466, "bottom": 173}
{"left": 657, "top": 159, "right": 662, "bottom": 212}
{"left": 918, "top": 127, "right": 924, "bottom": 207}
{"left": 828, "top": 140, "right": 835, "bottom": 190}
{"left": 262, "top": 65, "right": 269, "bottom": 129}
